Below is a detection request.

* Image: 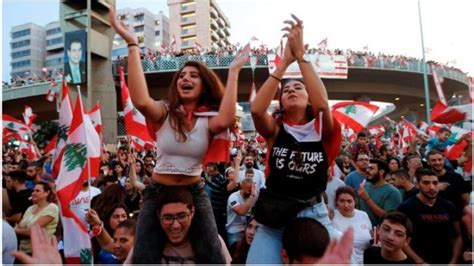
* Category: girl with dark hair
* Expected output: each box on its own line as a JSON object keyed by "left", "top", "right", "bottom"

{"left": 230, "top": 216, "right": 258, "bottom": 264}
{"left": 109, "top": 7, "right": 249, "bottom": 263}
{"left": 247, "top": 15, "right": 342, "bottom": 263}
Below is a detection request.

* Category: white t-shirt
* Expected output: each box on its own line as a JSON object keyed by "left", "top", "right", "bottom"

{"left": 226, "top": 191, "right": 249, "bottom": 234}
{"left": 70, "top": 186, "right": 102, "bottom": 227}
{"left": 238, "top": 168, "right": 266, "bottom": 189}
{"left": 325, "top": 176, "right": 345, "bottom": 211}
{"left": 332, "top": 209, "right": 372, "bottom": 264}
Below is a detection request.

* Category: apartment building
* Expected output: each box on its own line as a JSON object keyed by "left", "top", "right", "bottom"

{"left": 45, "top": 21, "right": 64, "bottom": 74}
{"left": 10, "top": 23, "right": 46, "bottom": 79}
{"left": 167, "top": 0, "right": 231, "bottom": 51}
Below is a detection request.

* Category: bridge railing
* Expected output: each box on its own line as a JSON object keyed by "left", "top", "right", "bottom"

{"left": 112, "top": 54, "right": 469, "bottom": 85}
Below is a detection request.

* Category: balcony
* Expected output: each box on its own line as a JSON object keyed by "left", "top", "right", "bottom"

{"left": 210, "top": 19, "right": 218, "bottom": 30}
{"left": 180, "top": 4, "right": 195, "bottom": 15}
{"left": 217, "top": 17, "right": 224, "bottom": 28}
{"left": 211, "top": 30, "right": 219, "bottom": 41}
{"left": 223, "top": 27, "right": 230, "bottom": 36}
{"left": 210, "top": 7, "right": 218, "bottom": 18}
{"left": 217, "top": 28, "right": 225, "bottom": 38}
{"left": 180, "top": 16, "right": 196, "bottom": 26}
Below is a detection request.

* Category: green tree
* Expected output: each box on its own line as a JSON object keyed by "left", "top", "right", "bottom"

{"left": 32, "top": 121, "right": 58, "bottom": 148}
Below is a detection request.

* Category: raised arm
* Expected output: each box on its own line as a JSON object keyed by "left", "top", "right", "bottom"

{"left": 250, "top": 39, "right": 295, "bottom": 141}
{"left": 109, "top": 6, "right": 166, "bottom": 124}
{"left": 284, "top": 15, "right": 333, "bottom": 137}
{"left": 209, "top": 44, "right": 251, "bottom": 134}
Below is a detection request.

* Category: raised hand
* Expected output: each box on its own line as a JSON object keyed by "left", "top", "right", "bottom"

{"left": 11, "top": 224, "right": 62, "bottom": 264}
{"left": 108, "top": 6, "right": 138, "bottom": 45}
{"left": 282, "top": 14, "right": 305, "bottom": 60}
{"left": 229, "top": 43, "right": 251, "bottom": 71}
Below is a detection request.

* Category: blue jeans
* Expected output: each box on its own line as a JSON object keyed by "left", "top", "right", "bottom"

{"left": 132, "top": 181, "right": 225, "bottom": 264}
{"left": 246, "top": 201, "right": 342, "bottom": 264}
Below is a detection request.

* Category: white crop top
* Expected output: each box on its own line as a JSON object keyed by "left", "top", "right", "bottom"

{"left": 153, "top": 115, "right": 210, "bottom": 176}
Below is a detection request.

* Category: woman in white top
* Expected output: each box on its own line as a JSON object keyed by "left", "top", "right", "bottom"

{"left": 331, "top": 186, "right": 372, "bottom": 264}
{"left": 109, "top": 7, "right": 249, "bottom": 264}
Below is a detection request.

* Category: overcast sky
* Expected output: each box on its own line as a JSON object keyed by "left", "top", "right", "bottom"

{"left": 2, "top": 0, "right": 473, "bottom": 82}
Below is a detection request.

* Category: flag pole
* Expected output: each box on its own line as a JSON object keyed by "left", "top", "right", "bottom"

{"left": 418, "top": 0, "right": 431, "bottom": 124}
{"left": 76, "top": 86, "right": 93, "bottom": 212}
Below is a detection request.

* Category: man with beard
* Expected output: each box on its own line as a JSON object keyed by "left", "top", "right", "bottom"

{"left": 398, "top": 169, "right": 462, "bottom": 264}
{"left": 238, "top": 154, "right": 265, "bottom": 190}
{"left": 427, "top": 150, "right": 470, "bottom": 213}
{"left": 226, "top": 178, "right": 258, "bottom": 247}
{"left": 358, "top": 159, "right": 402, "bottom": 225}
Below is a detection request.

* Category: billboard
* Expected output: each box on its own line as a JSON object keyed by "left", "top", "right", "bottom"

{"left": 64, "top": 29, "right": 87, "bottom": 85}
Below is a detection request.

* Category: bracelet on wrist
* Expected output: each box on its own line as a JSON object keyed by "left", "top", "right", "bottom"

{"left": 269, "top": 74, "right": 282, "bottom": 83}
{"left": 127, "top": 43, "right": 139, "bottom": 48}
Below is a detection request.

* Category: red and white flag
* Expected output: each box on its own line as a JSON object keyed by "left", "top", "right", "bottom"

{"left": 368, "top": 124, "right": 385, "bottom": 137}
{"left": 119, "top": 66, "right": 156, "bottom": 151}
{"left": 88, "top": 102, "right": 102, "bottom": 136}
{"left": 274, "top": 38, "right": 284, "bottom": 68}
{"left": 331, "top": 101, "right": 379, "bottom": 133}
{"left": 22, "top": 105, "right": 37, "bottom": 128}
{"left": 46, "top": 89, "right": 58, "bottom": 102}
{"left": 170, "top": 34, "right": 177, "bottom": 51}
{"left": 52, "top": 82, "right": 73, "bottom": 178}
{"left": 3, "top": 114, "right": 32, "bottom": 135}
{"left": 56, "top": 93, "right": 100, "bottom": 264}
{"left": 43, "top": 135, "right": 57, "bottom": 156}
{"left": 403, "top": 118, "right": 427, "bottom": 137}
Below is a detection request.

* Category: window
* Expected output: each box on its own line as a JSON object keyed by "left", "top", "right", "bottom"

{"left": 155, "top": 30, "right": 160, "bottom": 36}
{"left": 12, "top": 29, "right": 31, "bottom": 39}
{"left": 47, "top": 37, "right": 63, "bottom": 46}
{"left": 11, "top": 60, "right": 31, "bottom": 69}
{"left": 46, "top": 58, "right": 63, "bottom": 67}
{"left": 134, "top": 25, "right": 144, "bottom": 33}
{"left": 134, "top": 14, "right": 144, "bottom": 22}
{"left": 182, "top": 40, "right": 190, "bottom": 47}
{"left": 11, "top": 39, "right": 31, "bottom": 49}
{"left": 12, "top": 50, "right": 31, "bottom": 59}
{"left": 46, "top": 27, "right": 61, "bottom": 36}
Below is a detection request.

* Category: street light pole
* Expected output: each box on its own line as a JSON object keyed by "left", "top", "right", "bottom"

{"left": 418, "top": 0, "right": 431, "bottom": 123}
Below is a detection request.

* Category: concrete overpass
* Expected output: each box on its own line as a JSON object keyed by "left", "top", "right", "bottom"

{"left": 3, "top": 54, "right": 470, "bottom": 142}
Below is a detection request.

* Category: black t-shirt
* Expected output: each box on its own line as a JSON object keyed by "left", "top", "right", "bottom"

{"left": 402, "top": 187, "right": 419, "bottom": 202}
{"left": 266, "top": 123, "right": 328, "bottom": 200}
{"left": 364, "top": 246, "right": 414, "bottom": 264}
{"left": 398, "top": 196, "right": 460, "bottom": 264}
{"left": 438, "top": 170, "right": 470, "bottom": 212}
{"left": 9, "top": 188, "right": 32, "bottom": 216}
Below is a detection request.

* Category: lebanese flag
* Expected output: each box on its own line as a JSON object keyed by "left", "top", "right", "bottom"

{"left": 56, "top": 93, "right": 99, "bottom": 264}
{"left": 431, "top": 64, "right": 447, "bottom": 105}
{"left": 170, "top": 34, "right": 177, "bottom": 51}
{"left": 400, "top": 125, "right": 411, "bottom": 155}
{"left": 403, "top": 119, "right": 427, "bottom": 137}
{"left": 3, "top": 114, "right": 32, "bottom": 134}
{"left": 46, "top": 89, "right": 58, "bottom": 102}
{"left": 52, "top": 82, "right": 73, "bottom": 178}
{"left": 88, "top": 102, "right": 102, "bottom": 135}
{"left": 2, "top": 128, "right": 23, "bottom": 144}
{"left": 22, "top": 105, "right": 37, "bottom": 128}
{"left": 331, "top": 101, "right": 379, "bottom": 133}
{"left": 119, "top": 66, "right": 156, "bottom": 151}
{"left": 19, "top": 140, "right": 40, "bottom": 161}
{"left": 248, "top": 82, "right": 257, "bottom": 102}
{"left": 368, "top": 125, "right": 385, "bottom": 137}
{"left": 43, "top": 135, "right": 57, "bottom": 156}
{"left": 446, "top": 126, "right": 472, "bottom": 173}
{"left": 274, "top": 38, "right": 284, "bottom": 68}
{"left": 431, "top": 100, "right": 472, "bottom": 124}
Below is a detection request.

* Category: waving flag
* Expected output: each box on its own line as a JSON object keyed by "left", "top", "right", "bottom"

{"left": 43, "top": 135, "right": 57, "bottom": 156}
{"left": 56, "top": 93, "right": 99, "bottom": 264}
{"left": 368, "top": 125, "right": 385, "bottom": 137}
{"left": 331, "top": 101, "right": 379, "bottom": 133}
{"left": 3, "top": 115, "right": 31, "bottom": 134}
{"left": 119, "top": 66, "right": 156, "bottom": 151}
{"left": 46, "top": 89, "right": 58, "bottom": 102}
{"left": 52, "top": 82, "right": 73, "bottom": 178}
{"left": 88, "top": 102, "right": 102, "bottom": 135}
{"left": 22, "top": 106, "right": 37, "bottom": 128}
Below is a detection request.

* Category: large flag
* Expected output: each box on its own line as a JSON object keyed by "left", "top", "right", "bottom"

{"left": 119, "top": 66, "right": 156, "bottom": 151}
{"left": 2, "top": 114, "right": 32, "bottom": 135}
{"left": 52, "top": 82, "right": 73, "bottom": 178}
{"left": 331, "top": 101, "right": 379, "bottom": 133}
{"left": 56, "top": 93, "right": 100, "bottom": 264}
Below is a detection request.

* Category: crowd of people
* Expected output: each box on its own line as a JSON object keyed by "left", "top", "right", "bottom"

{"left": 3, "top": 71, "right": 62, "bottom": 90}
{"left": 2, "top": 8, "right": 473, "bottom": 265}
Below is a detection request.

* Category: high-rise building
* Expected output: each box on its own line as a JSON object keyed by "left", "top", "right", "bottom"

{"left": 112, "top": 7, "right": 170, "bottom": 58}
{"left": 167, "top": 0, "right": 231, "bottom": 51}
{"left": 45, "top": 21, "right": 64, "bottom": 75}
{"left": 10, "top": 23, "right": 46, "bottom": 79}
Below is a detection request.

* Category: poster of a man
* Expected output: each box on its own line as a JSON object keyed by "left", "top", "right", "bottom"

{"left": 64, "top": 30, "right": 87, "bottom": 84}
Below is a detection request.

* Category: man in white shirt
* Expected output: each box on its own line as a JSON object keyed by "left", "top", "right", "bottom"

{"left": 239, "top": 154, "right": 266, "bottom": 189}
{"left": 70, "top": 181, "right": 101, "bottom": 227}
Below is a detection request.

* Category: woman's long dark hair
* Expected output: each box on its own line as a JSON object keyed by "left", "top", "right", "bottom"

{"left": 167, "top": 61, "right": 225, "bottom": 142}
{"left": 274, "top": 78, "right": 315, "bottom": 124}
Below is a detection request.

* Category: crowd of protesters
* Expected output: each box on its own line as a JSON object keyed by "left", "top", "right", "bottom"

{"left": 2, "top": 10, "right": 473, "bottom": 266}
{"left": 3, "top": 71, "right": 62, "bottom": 90}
